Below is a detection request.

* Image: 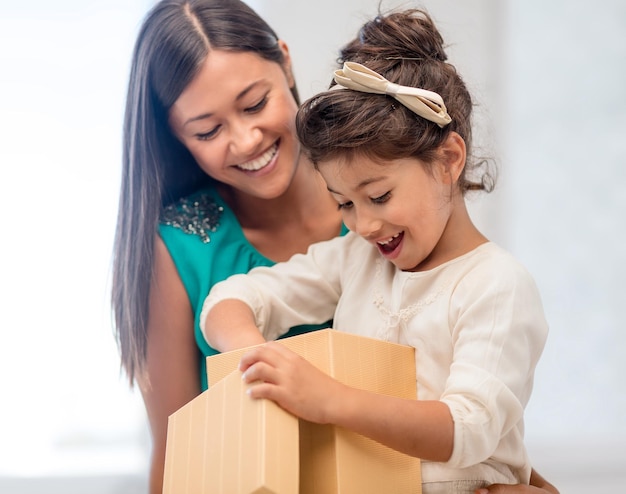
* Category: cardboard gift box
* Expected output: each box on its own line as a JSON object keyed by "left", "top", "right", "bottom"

{"left": 163, "top": 329, "right": 422, "bottom": 493}
{"left": 162, "top": 367, "right": 299, "bottom": 494}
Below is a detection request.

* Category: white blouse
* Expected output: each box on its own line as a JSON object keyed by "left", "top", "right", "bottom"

{"left": 201, "top": 232, "right": 548, "bottom": 486}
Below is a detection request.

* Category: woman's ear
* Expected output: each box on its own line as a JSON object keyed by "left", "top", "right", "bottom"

{"left": 439, "top": 132, "right": 466, "bottom": 185}
{"left": 278, "top": 39, "right": 296, "bottom": 88}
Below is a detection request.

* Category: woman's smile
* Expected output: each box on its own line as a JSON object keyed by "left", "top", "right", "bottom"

{"left": 234, "top": 142, "right": 279, "bottom": 173}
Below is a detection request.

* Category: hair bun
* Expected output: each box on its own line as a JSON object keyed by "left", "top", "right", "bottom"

{"left": 343, "top": 9, "right": 448, "bottom": 64}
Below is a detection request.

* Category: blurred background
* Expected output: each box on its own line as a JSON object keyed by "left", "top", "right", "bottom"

{"left": 0, "top": 0, "right": 624, "bottom": 492}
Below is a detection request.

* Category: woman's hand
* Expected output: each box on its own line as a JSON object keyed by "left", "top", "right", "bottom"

{"left": 239, "top": 341, "right": 344, "bottom": 424}
{"left": 476, "top": 486, "right": 556, "bottom": 494}
{"left": 475, "top": 469, "right": 559, "bottom": 494}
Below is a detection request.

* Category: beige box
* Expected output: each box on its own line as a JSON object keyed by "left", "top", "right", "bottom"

{"left": 163, "top": 366, "right": 300, "bottom": 494}
{"left": 206, "top": 329, "right": 422, "bottom": 494}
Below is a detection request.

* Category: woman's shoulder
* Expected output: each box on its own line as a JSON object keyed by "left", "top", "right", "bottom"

{"left": 158, "top": 187, "right": 271, "bottom": 292}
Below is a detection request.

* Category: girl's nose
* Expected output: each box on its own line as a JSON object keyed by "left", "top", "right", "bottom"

{"left": 354, "top": 209, "right": 383, "bottom": 239}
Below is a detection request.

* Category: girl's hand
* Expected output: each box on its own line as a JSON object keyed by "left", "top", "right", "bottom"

{"left": 238, "top": 341, "right": 344, "bottom": 423}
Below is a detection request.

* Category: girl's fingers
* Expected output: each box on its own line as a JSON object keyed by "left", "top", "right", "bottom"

{"left": 238, "top": 341, "right": 297, "bottom": 372}
{"left": 246, "top": 381, "right": 281, "bottom": 401}
{"left": 240, "top": 360, "right": 275, "bottom": 384}
{"left": 237, "top": 341, "right": 337, "bottom": 423}
{"left": 238, "top": 345, "right": 271, "bottom": 372}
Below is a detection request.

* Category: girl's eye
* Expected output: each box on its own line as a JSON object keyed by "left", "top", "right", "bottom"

{"left": 245, "top": 96, "right": 268, "bottom": 113}
{"left": 196, "top": 125, "right": 221, "bottom": 141}
{"left": 337, "top": 200, "right": 353, "bottom": 210}
{"left": 372, "top": 192, "right": 391, "bottom": 204}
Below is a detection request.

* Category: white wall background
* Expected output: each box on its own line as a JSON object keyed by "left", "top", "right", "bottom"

{"left": 0, "top": 0, "right": 624, "bottom": 492}
{"left": 0, "top": 0, "right": 153, "bottom": 488}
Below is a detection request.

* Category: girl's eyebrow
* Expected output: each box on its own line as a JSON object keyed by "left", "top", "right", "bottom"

{"left": 327, "top": 176, "right": 387, "bottom": 194}
{"left": 183, "top": 80, "right": 264, "bottom": 127}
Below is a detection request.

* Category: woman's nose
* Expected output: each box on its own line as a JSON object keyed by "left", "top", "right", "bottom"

{"left": 229, "top": 120, "right": 263, "bottom": 158}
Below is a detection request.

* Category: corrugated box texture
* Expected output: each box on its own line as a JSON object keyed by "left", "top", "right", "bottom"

{"left": 163, "top": 367, "right": 299, "bottom": 494}
{"left": 165, "top": 329, "right": 422, "bottom": 493}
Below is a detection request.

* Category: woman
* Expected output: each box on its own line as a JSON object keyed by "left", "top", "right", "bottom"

{"left": 111, "top": 1, "right": 559, "bottom": 493}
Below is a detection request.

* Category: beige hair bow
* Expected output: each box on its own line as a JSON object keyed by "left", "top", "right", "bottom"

{"left": 333, "top": 61, "right": 452, "bottom": 128}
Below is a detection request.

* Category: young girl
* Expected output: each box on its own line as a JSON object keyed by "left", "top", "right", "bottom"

{"left": 201, "top": 8, "right": 549, "bottom": 493}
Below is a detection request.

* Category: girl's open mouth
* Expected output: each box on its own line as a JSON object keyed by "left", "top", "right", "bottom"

{"left": 377, "top": 231, "right": 403, "bottom": 255}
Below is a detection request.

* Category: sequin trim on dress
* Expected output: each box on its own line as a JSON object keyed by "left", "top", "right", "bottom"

{"left": 161, "top": 194, "right": 224, "bottom": 244}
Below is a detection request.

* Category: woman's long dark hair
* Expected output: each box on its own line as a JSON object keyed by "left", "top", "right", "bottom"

{"left": 112, "top": 0, "right": 299, "bottom": 383}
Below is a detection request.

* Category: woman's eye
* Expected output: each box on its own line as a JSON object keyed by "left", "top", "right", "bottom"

{"left": 337, "top": 201, "right": 354, "bottom": 210}
{"left": 245, "top": 96, "right": 268, "bottom": 113}
{"left": 196, "top": 125, "right": 221, "bottom": 141}
{"left": 372, "top": 192, "right": 391, "bottom": 204}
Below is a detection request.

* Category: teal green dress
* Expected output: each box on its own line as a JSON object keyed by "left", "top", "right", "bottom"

{"left": 159, "top": 186, "right": 348, "bottom": 391}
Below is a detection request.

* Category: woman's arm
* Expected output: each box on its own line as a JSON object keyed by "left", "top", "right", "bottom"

{"left": 137, "top": 237, "right": 201, "bottom": 494}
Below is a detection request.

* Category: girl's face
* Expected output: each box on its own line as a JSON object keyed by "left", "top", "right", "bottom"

{"left": 318, "top": 154, "right": 460, "bottom": 272}
{"left": 168, "top": 44, "right": 300, "bottom": 199}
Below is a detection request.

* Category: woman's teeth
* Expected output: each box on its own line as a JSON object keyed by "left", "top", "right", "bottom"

{"left": 236, "top": 143, "right": 278, "bottom": 171}
{"left": 377, "top": 233, "right": 400, "bottom": 246}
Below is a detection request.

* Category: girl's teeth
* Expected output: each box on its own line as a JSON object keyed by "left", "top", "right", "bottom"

{"left": 378, "top": 233, "right": 400, "bottom": 245}
{"left": 237, "top": 144, "right": 278, "bottom": 171}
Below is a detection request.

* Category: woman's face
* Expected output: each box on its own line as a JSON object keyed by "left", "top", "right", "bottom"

{"left": 169, "top": 44, "right": 300, "bottom": 199}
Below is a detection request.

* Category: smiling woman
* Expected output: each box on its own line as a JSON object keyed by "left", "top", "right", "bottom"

{"left": 110, "top": 2, "right": 347, "bottom": 493}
